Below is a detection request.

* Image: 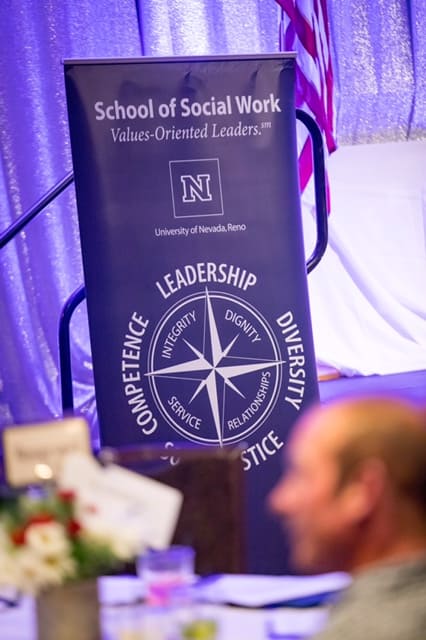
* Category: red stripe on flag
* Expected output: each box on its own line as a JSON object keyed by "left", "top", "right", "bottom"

{"left": 296, "top": 70, "right": 337, "bottom": 153}
{"left": 278, "top": 0, "right": 317, "bottom": 58}
{"left": 298, "top": 137, "right": 313, "bottom": 192}
{"left": 275, "top": 0, "right": 337, "bottom": 212}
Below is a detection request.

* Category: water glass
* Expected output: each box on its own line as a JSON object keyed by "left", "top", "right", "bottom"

{"left": 138, "top": 545, "right": 195, "bottom": 607}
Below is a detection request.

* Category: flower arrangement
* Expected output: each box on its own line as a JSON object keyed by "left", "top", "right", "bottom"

{"left": 0, "top": 487, "right": 140, "bottom": 595}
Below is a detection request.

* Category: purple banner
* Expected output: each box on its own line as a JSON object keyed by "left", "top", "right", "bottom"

{"left": 64, "top": 54, "right": 319, "bottom": 573}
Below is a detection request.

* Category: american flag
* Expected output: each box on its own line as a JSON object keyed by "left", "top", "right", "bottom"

{"left": 275, "top": 0, "right": 337, "bottom": 209}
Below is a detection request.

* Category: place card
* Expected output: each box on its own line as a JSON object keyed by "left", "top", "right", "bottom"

{"left": 59, "top": 452, "right": 183, "bottom": 551}
{"left": 2, "top": 417, "right": 91, "bottom": 487}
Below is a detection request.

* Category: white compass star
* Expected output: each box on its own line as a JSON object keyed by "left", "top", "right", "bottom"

{"left": 146, "top": 288, "right": 284, "bottom": 446}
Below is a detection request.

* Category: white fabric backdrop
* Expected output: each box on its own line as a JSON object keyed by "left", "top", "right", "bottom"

{"left": 303, "top": 139, "right": 426, "bottom": 375}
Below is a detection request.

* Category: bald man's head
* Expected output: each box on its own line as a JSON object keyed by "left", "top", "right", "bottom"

{"left": 327, "top": 397, "right": 426, "bottom": 510}
{"left": 269, "top": 395, "right": 426, "bottom": 573}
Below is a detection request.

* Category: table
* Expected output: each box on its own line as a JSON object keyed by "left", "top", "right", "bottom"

{"left": 0, "top": 575, "right": 340, "bottom": 639}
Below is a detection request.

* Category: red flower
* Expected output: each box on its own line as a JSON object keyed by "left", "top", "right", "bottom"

{"left": 67, "top": 519, "right": 82, "bottom": 537}
{"left": 58, "top": 490, "right": 75, "bottom": 503}
{"left": 11, "top": 527, "right": 26, "bottom": 546}
{"left": 27, "top": 513, "right": 55, "bottom": 526}
{"left": 10, "top": 513, "right": 55, "bottom": 546}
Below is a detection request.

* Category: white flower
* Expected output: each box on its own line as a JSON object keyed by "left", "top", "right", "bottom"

{"left": 0, "top": 524, "right": 19, "bottom": 588}
{"left": 0, "top": 479, "right": 147, "bottom": 595}
{"left": 81, "top": 514, "right": 143, "bottom": 561}
{"left": 0, "top": 523, "right": 9, "bottom": 546}
{"left": 25, "top": 521, "right": 70, "bottom": 559}
{"left": 14, "top": 547, "right": 75, "bottom": 594}
{"left": 0, "top": 550, "right": 19, "bottom": 589}
{"left": 0, "top": 522, "right": 76, "bottom": 594}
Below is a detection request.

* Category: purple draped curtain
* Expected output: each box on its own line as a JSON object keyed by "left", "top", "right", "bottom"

{"left": 0, "top": 2, "right": 142, "bottom": 443}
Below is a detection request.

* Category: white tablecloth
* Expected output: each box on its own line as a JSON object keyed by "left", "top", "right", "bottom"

{"left": 0, "top": 574, "right": 340, "bottom": 639}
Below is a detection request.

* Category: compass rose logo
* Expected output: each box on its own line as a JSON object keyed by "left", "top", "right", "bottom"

{"left": 146, "top": 288, "right": 284, "bottom": 446}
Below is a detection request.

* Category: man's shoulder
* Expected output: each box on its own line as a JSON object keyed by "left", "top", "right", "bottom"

{"left": 314, "top": 601, "right": 426, "bottom": 640}
{"left": 312, "top": 558, "right": 426, "bottom": 640}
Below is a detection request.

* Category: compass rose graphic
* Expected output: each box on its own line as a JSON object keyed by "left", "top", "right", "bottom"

{"left": 147, "top": 288, "right": 284, "bottom": 445}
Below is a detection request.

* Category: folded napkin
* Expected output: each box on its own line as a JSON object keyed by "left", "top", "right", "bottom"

{"left": 194, "top": 572, "right": 351, "bottom": 608}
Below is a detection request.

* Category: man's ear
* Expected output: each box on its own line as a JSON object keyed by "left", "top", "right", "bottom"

{"left": 341, "top": 458, "right": 388, "bottom": 522}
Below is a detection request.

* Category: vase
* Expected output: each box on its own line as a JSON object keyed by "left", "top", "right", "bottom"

{"left": 36, "top": 579, "right": 101, "bottom": 640}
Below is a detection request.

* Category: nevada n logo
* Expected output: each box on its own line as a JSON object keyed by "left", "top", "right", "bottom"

{"left": 169, "top": 158, "right": 224, "bottom": 218}
{"left": 180, "top": 174, "right": 212, "bottom": 203}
